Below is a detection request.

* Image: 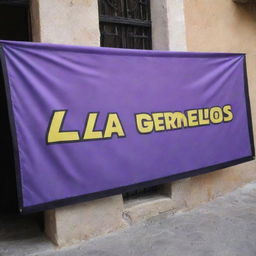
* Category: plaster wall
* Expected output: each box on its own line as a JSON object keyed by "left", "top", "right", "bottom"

{"left": 30, "top": 0, "right": 189, "bottom": 246}
{"left": 30, "top": 0, "right": 256, "bottom": 247}
{"left": 173, "top": 0, "right": 256, "bottom": 210}
{"left": 30, "top": 0, "right": 126, "bottom": 247}
{"left": 151, "top": 0, "right": 187, "bottom": 51}
{"left": 31, "top": 0, "right": 100, "bottom": 46}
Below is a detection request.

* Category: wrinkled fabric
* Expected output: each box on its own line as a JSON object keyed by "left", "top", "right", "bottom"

{"left": 0, "top": 40, "right": 253, "bottom": 211}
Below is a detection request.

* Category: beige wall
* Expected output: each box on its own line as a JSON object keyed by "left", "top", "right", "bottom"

{"left": 31, "top": 0, "right": 100, "bottom": 46}
{"left": 184, "top": 0, "right": 256, "bottom": 53}
{"left": 30, "top": 0, "right": 126, "bottom": 247}
{"left": 151, "top": 0, "right": 187, "bottom": 51}
{"left": 175, "top": 0, "right": 256, "bottom": 206}
{"left": 30, "top": 0, "right": 256, "bottom": 246}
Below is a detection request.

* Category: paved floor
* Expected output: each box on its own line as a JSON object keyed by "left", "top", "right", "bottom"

{"left": 1, "top": 182, "right": 256, "bottom": 256}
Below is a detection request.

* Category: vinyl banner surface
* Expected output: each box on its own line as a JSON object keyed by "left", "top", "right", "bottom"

{"left": 0, "top": 41, "right": 254, "bottom": 213}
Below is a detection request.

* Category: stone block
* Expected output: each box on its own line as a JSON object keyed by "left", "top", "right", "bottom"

{"left": 31, "top": 0, "right": 100, "bottom": 46}
{"left": 123, "top": 195, "right": 174, "bottom": 225}
{"left": 45, "top": 195, "right": 127, "bottom": 246}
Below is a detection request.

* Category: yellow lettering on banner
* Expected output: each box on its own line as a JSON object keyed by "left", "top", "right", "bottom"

{"left": 135, "top": 113, "right": 153, "bottom": 134}
{"left": 223, "top": 105, "right": 233, "bottom": 122}
{"left": 210, "top": 107, "right": 223, "bottom": 124}
{"left": 173, "top": 112, "right": 188, "bottom": 128}
{"left": 152, "top": 113, "right": 165, "bottom": 131}
{"left": 46, "top": 104, "right": 234, "bottom": 145}
{"left": 198, "top": 109, "right": 210, "bottom": 126}
{"left": 187, "top": 109, "right": 199, "bottom": 127}
{"left": 47, "top": 110, "right": 80, "bottom": 144}
{"left": 83, "top": 113, "right": 103, "bottom": 140}
{"left": 164, "top": 112, "right": 176, "bottom": 130}
{"left": 104, "top": 113, "right": 125, "bottom": 138}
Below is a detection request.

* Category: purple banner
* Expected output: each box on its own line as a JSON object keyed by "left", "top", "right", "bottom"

{"left": 0, "top": 40, "right": 254, "bottom": 213}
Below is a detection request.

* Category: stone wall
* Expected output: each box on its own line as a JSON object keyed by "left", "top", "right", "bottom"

{"left": 30, "top": 0, "right": 127, "bottom": 246}
{"left": 31, "top": 0, "right": 100, "bottom": 46}
{"left": 30, "top": 0, "right": 256, "bottom": 246}
{"left": 176, "top": 0, "right": 256, "bottom": 209}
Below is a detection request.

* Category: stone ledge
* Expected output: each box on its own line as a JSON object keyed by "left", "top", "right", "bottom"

{"left": 45, "top": 195, "right": 127, "bottom": 247}
{"left": 123, "top": 195, "right": 175, "bottom": 225}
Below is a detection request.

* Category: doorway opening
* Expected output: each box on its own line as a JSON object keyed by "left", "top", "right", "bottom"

{"left": 0, "top": 0, "right": 31, "bottom": 213}
{"left": 0, "top": 0, "right": 44, "bottom": 235}
{"left": 0, "top": 0, "right": 31, "bottom": 41}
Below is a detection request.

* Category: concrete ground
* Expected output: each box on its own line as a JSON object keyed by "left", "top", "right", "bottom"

{"left": 1, "top": 182, "right": 256, "bottom": 256}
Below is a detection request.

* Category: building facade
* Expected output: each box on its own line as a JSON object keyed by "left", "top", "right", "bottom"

{"left": 1, "top": 0, "right": 256, "bottom": 246}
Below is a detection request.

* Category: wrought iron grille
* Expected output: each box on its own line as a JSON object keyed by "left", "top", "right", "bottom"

{"left": 98, "top": 0, "right": 152, "bottom": 49}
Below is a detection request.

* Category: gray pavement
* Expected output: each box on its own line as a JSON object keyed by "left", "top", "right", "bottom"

{"left": 1, "top": 182, "right": 256, "bottom": 256}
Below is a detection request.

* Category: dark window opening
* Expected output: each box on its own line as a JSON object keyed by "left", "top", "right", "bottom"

{"left": 122, "top": 185, "right": 162, "bottom": 201}
{"left": 98, "top": 0, "right": 152, "bottom": 49}
{"left": 0, "top": 0, "right": 31, "bottom": 41}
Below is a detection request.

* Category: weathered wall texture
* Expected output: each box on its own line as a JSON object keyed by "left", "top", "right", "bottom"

{"left": 174, "top": 0, "right": 256, "bottom": 210}
{"left": 30, "top": 0, "right": 256, "bottom": 247}
{"left": 31, "top": 0, "right": 100, "bottom": 46}
{"left": 45, "top": 196, "right": 127, "bottom": 246}
{"left": 30, "top": 0, "right": 126, "bottom": 247}
{"left": 151, "top": 0, "right": 187, "bottom": 51}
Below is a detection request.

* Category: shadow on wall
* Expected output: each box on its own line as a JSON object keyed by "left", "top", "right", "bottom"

{"left": 234, "top": 0, "right": 256, "bottom": 13}
{"left": 0, "top": 213, "right": 44, "bottom": 241}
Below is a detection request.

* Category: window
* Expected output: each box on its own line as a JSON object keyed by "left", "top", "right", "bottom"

{"left": 98, "top": 0, "right": 162, "bottom": 200}
{"left": 98, "top": 0, "right": 152, "bottom": 49}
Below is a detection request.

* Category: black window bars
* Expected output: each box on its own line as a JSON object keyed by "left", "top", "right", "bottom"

{"left": 98, "top": 0, "right": 152, "bottom": 49}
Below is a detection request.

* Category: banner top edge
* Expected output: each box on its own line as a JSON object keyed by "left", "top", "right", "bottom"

{"left": 0, "top": 40, "right": 246, "bottom": 58}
